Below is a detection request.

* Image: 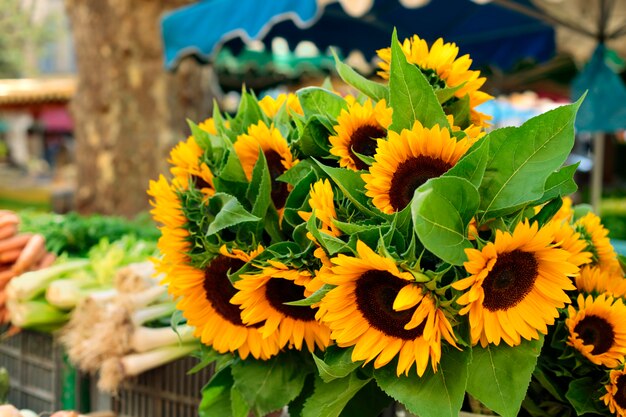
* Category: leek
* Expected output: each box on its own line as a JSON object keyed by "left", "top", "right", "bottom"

{"left": 98, "top": 343, "right": 198, "bottom": 393}
{"left": 45, "top": 279, "right": 109, "bottom": 310}
{"left": 7, "top": 299, "right": 69, "bottom": 329}
{"left": 130, "top": 325, "right": 196, "bottom": 353}
{"left": 6, "top": 259, "right": 89, "bottom": 301}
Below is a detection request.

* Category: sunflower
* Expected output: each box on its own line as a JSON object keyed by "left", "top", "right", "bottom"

{"left": 453, "top": 221, "right": 578, "bottom": 347}
{"left": 329, "top": 98, "right": 392, "bottom": 171}
{"left": 602, "top": 368, "right": 626, "bottom": 416}
{"left": 234, "top": 121, "right": 298, "bottom": 210}
{"left": 446, "top": 114, "right": 485, "bottom": 145}
{"left": 230, "top": 261, "right": 331, "bottom": 352}
{"left": 363, "top": 121, "right": 472, "bottom": 214}
{"left": 318, "top": 241, "right": 457, "bottom": 376}
{"left": 298, "top": 179, "right": 341, "bottom": 237}
{"left": 166, "top": 247, "right": 280, "bottom": 360}
{"left": 147, "top": 176, "right": 191, "bottom": 274}
{"left": 198, "top": 117, "right": 219, "bottom": 135}
{"left": 567, "top": 293, "right": 626, "bottom": 368}
{"left": 575, "top": 266, "right": 626, "bottom": 299}
{"left": 546, "top": 219, "right": 592, "bottom": 268}
{"left": 575, "top": 212, "right": 621, "bottom": 273}
{"left": 259, "top": 93, "right": 303, "bottom": 118}
{"left": 377, "top": 35, "right": 492, "bottom": 128}
{"left": 168, "top": 136, "right": 215, "bottom": 196}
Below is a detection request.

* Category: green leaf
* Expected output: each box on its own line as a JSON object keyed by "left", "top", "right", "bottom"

{"left": 284, "top": 283, "right": 333, "bottom": 307}
{"left": 444, "top": 95, "right": 471, "bottom": 129}
{"left": 478, "top": 100, "right": 582, "bottom": 221}
{"left": 289, "top": 373, "right": 316, "bottom": 417}
{"left": 207, "top": 193, "right": 261, "bottom": 236}
{"left": 231, "top": 91, "right": 265, "bottom": 134}
{"left": 277, "top": 159, "right": 317, "bottom": 186}
{"left": 297, "top": 87, "right": 347, "bottom": 121}
{"left": 232, "top": 353, "right": 309, "bottom": 417}
{"left": 445, "top": 137, "right": 490, "bottom": 187}
{"left": 189, "top": 119, "right": 212, "bottom": 154}
{"left": 302, "top": 372, "right": 371, "bottom": 417}
{"left": 466, "top": 337, "right": 544, "bottom": 417}
{"left": 306, "top": 212, "right": 349, "bottom": 255}
{"left": 231, "top": 386, "right": 250, "bottom": 417}
{"left": 333, "top": 50, "right": 389, "bottom": 102}
{"left": 536, "top": 163, "right": 579, "bottom": 204}
{"left": 315, "top": 161, "right": 383, "bottom": 219}
{"left": 411, "top": 176, "right": 479, "bottom": 265}
{"left": 565, "top": 377, "right": 604, "bottom": 415}
{"left": 312, "top": 346, "right": 363, "bottom": 383}
{"left": 283, "top": 170, "right": 318, "bottom": 228}
{"left": 434, "top": 83, "right": 465, "bottom": 104}
{"left": 246, "top": 150, "right": 272, "bottom": 218}
{"left": 299, "top": 117, "right": 332, "bottom": 157}
{"left": 199, "top": 368, "right": 234, "bottom": 417}
{"left": 388, "top": 29, "right": 448, "bottom": 132}
{"left": 530, "top": 197, "right": 563, "bottom": 226}
{"left": 374, "top": 347, "right": 470, "bottom": 417}
{"left": 340, "top": 380, "right": 393, "bottom": 417}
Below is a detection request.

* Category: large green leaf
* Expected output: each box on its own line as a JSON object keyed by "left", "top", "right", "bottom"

{"left": 231, "top": 386, "right": 250, "bottom": 417}
{"left": 445, "top": 137, "right": 490, "bottom": 187}
{"left": 299, "top": 117, "right": 332, "bottom": 158}
{"left": 565, "top": 377, "right": 604, "bottom": 415}
{"left": 478, "top": 100, "right": 582, "bottom": 221}
{"left": 536, "top": 163, "right": 579, "bottom": 204}
{"left": 230, "top": 91, "right": 265, "bottom": 135}
{"left": 411, "top": 176, "right": 479, "bottom": 265}
{"left": 388, "top": 29, "right": 448, "bottom": 132}
{"left": 333, "top": 51, "right": 389, "bottom": 102}
{"left": 206, "top": 193, "right": 260, "bottom": 236}
{"left": 199, "top": 368, "right": 234, "bottom": 417}
{"left": 297, "top": 87, "right": 347, "bottom": 121}
{"left": 374, "top": 347, "right": 470, "bottom": 417}
{"left": 340, "top": 380, "right": 393, "bottom": 417}
{"left": 302, "top": 372, "right": 372, "bottom": 417}
{"left": 312, "top": 346, "right": 363, "bottom": 383}
{"left": 466, "top": 337, "right": 544, "bottom": 417}
{"left": 231, "top": 354, "right": 309, "bottom": 417}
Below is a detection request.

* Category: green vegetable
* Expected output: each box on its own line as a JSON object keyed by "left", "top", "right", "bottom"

{"left": 18, "top": 211, "right": 160, "bottom": 256}
{"left": 6, "top": 259, "right": 89, "bottom": 301}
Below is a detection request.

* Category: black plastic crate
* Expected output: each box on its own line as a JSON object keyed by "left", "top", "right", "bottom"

{"left": 0, "top": 330, "right": 63, "bottom": 411}
{"left": 105, "top": 357, "right": 213, "bottom": 417}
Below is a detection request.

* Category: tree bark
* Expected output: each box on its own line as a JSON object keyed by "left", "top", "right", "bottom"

{"left": 65, "top": 0, "right": 215, "bottom": 217}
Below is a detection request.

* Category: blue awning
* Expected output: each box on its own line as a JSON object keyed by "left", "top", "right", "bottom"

{"left": 161, "top": 0, "right": 555, "bottom": 70}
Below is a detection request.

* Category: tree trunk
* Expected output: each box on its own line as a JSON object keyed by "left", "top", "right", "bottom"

{"left": 65, "top": 0, "right": 215, "bottom": 217}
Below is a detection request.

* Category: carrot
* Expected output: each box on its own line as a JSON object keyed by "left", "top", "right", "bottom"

{"left": 0, "top": 223, "right": 17, "bottom": 240}
{"left": 0, "top": 212, "right": 19, "bottom": 227}
{"left": 0, "top": 249, "right": 21, "bottom": 264}
{"left": 12, "top": 234, "right": 46, "bottom": 274}
{"left": 37, "top": 252, "right": 57, "bottom": 270}
{"left": 0, "top": 234, "right": 32, "bottom": 253}
{"left": 0, "top": 269, "right": 16, "bottom": 285}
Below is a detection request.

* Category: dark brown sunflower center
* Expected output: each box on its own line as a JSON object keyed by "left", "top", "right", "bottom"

{"left": 264, "top": 150, "right": 289, "bottom": 209}
{"left": 191, "top": 175, "right": 211, "bottom": 190}
{"left": 350, "top": 124, "right": 386, "bottom": 171}
{"left": 203, "top": 255, "right": 246, "bottom": 326}
{"left": 482, "top": 250, "right": 538, "bottom": 312}
{"left": 389, "top": 156, "right": 452, "bottom": 211}
{"left": 574, "top": 315, "right": 615, "bottom": 355}
{"left": 615, "top": 374, "right": 626, "bottom": 409}
{"left": 265, "top": 278, "right": 316, "bottom": 321}
{"left": 354, "top": 270, "right": 425, "bottom": 340}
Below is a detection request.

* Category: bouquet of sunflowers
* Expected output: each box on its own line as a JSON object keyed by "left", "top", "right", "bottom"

{"left": 146, "top": 29, "right": 615, "bottom": 417}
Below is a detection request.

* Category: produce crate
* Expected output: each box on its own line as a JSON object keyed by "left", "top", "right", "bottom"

{"left": 0, "top": 329, "right": 88, "bottom": 413}
{"left": 0, "top": 330, "right": 63, "bottom": 412}
{"left": 93, "top": 357, "right": 212, "bottom": 417}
